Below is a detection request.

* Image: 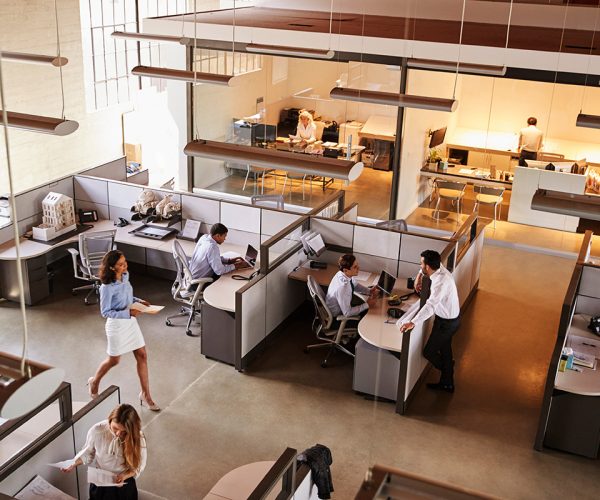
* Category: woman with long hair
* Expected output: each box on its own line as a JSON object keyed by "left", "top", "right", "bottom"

{"left": 289, "top": 110, "right": 317, "bottom": 143}
{"left": 62, "top": 404, "right": 146, "bottom": 499}
{"left": 87, "top": 250, "right": 159, "bottom": 411}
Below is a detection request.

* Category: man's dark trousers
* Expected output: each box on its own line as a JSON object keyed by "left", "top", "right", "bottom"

{"left": 423, "top": 315, "right": 460, "bottom": 385}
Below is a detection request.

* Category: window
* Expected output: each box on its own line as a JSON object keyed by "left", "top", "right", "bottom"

{"left": 193, "top": 48, "right": 262, "bottom": 76}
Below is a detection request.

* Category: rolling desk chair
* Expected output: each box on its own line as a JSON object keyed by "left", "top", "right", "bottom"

{"left": 304, "top": 275, "right": 360, "bottom": 367}
{"left": 251, "top": 194, "right": 285, "bottom": 210}
{"left": 67, "top": 230, "right": 117, "bottom": 305}
{"left": 166, "top": 240, "right": 213, "bottom": 337}
{"left": 432, "top": 180, "right": 466, "bottom": 219}
{"left": 376, "top": 219, "right": 408, "bottom": 232}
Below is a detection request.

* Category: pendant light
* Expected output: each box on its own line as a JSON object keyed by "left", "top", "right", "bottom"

{"left": 131, "top": 65, "right": 235, "bottom": 86}
{"left": 329, "top": 87, "right": 457, "bottom": 112}
{"left": 0, "top": 51, "right": 68, "bottom": 67}
{"left": 184, "top": 140, "right": 364, "bottom": 182}
{"left": 111, "top": 31, "right": 183, "bottom": 44}
{"left": 245, "top": 44, "right": 335, "bottom": 60}
{"left": 576, "top": 4, "right": 600, "bottom": 129}
{"left": 407, "top": 59, "right": 506, "bottom": 77}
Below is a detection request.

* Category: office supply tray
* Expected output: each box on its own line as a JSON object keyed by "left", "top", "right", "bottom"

{"left": 129, "top": 224, "right": 178, "bottom": 240}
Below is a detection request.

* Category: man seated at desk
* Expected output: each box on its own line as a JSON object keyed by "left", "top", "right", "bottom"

{"left": 289, "top": 110, "right": 317, "bottom": 144}
{"left": 189, "top": 223, "right": 245, "bottom": 281}
{"left": 325, "top": 254, "right": 378, "bottom": 324}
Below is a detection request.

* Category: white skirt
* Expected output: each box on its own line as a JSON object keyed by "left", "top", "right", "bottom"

{"left": 105, "top": 317, "right": 145, "bottom": 356}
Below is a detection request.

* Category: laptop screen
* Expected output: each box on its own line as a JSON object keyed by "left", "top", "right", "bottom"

{"left": 377, "top": 270, "right": 396, "bottom": 295}
{"left": 245, "top": 244, "right": 258, "bottom": 264}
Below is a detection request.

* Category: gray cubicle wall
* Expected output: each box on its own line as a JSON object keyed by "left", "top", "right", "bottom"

{"left": 576, "top": 264, "right": 600, "bottom": 315}
{"left": 80, "top": 157, "right": 127, "bottom": 182}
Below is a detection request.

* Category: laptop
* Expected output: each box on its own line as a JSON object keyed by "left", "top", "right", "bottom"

{"left": 376, "top": 270, "right": 397, "bottom": 296}
{"left": 238, "top": 244, "right": 258, "bottom": 268}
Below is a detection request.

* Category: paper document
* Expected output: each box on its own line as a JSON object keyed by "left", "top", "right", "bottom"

{"left": 87, "top": 467, "right": 122, "bottom": 487}
{"left": 15, "top": 475, "right": 76, "bottom": 500}
{"left": 567, "top": 335, "right": 600, "bottom": 357}
{"left": 181, "top": 219, "right": 201, "bottom": 240}
{"left": 356, "top": 271, "right": 372, "bottom": 282}
{"left": 48, "top": 459, "right": 75, "bottom": 469}
{"left": 130, "top": 303, "right": 164, "bottom": 314}
{"left": 459, "top": 168, "right": 475, "bottom": 174}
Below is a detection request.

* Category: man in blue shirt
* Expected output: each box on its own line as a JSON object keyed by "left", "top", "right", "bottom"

{"left": 189, "top": 223, "right": 245, "bottom": 280}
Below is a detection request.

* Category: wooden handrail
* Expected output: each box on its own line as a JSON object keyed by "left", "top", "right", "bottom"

{"left": 577, "top": 230, "right": 594, "bottom": 265}
{"left": 248, "top": 447, "right": 297, "bottom": 500}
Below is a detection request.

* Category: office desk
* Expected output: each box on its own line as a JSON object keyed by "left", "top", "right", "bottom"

{"left": 420, "top": 165, "right": 513, "bottom": 190}
{"left": 204, "top": 461, "right": 275, "bottom": 500}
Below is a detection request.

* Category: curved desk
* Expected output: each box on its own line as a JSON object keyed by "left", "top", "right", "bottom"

{"left": 354, "top": 291, "right": 431, "bottom": 415}
{"left": 204, "top": 461, "right": 275, "bottom": 500}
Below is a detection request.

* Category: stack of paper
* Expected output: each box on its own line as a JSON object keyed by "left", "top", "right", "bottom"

{"left": 130, "top": 303, "right": 164, "bottom": 314}
{"left": 16, "top": 475, "right": 76, "bottom": 500}
{"left": 568, "top": 335, "right": 599, "bottom": 370}
{"left": 573, "top": 352, "right": 597, "bottom": 370}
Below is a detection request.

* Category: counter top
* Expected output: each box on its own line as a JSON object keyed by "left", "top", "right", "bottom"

{"left": 420, "top": 165, "right": 513, "bottom": 188}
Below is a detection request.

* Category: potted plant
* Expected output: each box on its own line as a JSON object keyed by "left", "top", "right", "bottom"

{"left": 426, "top": 148, "right": 442, "bottom": 170}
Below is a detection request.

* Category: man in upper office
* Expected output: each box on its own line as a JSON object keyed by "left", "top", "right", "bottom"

{"left": 398, "top": 250, "right": 460, "bottom": 393}
{"left": 325, "top": 254, "right": 378, "bottom": 324}
{"left": 189, "top": 223, "right": 245, "bottom": 280}
{"left": 517, "top": 116, "right": 543, "bottom": 166}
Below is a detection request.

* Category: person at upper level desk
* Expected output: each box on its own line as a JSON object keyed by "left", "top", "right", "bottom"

{"left": 289, "top": 110, "right": 317, "bottom": 144}
{"left": 189, "top": 223, "right": 246, "bottom": 281}
{"left": 398, "top": 250, "right": 460, "bottom": 394}
{"left": 518, "top": 116, "right": 543, "bottom": 166}
{"left": 326, "top": 254, "right": 378, "bottom": 325}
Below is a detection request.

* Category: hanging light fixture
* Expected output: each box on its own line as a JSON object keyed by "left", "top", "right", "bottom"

{"left": 329, "top": 87, "right": 457, "bottom": 112}
{"left": 0, "top": 1, "right": 78, "bottom": 136}
{"left": 184, "top": 140, "right": 364, "bottom": 181}
{"left": 576, "top": 4, "right": 600, "bottom": 129}
{"left": 111, "top": 31, "right": 184, "bottom": 44}
{"left": 245, "top": 43, "right": 335, "bottom": 60}
{"left": 0, "top": 110, "right": 78, "bottom": 135}
{"left": 531, "top": 189, "right": 600, "bottom": 221}
{"left": 0, "top": 51, "right": 68, "bottom": 67}
{"left": 407, "top": 59, "right": 506, "bottom": 77}
{"left": 576, "top": 113, "right": 600, "bottom": 129}
{"left": 131, "top": 65, "right": 235, "bottom": 86}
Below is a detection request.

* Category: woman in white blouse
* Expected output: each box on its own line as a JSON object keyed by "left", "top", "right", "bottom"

{"left": 289, "top": 110, "right": 317, "bottom": 143}
{"left": 61, "top": 404, "right": 146, "bottom": 500}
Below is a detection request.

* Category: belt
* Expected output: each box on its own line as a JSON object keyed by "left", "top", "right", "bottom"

{"left": 435, "top": 315, "right": 459, "bottom": 322}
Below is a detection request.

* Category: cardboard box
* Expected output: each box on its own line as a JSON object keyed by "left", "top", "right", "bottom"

{"left": 124, "top": 143, "right": 142, "bottom": 163}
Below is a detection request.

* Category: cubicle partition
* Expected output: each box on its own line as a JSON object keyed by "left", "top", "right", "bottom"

{"left": 535, "top": 231, "right": 600, "bottom": 458}
{"left": 0, "top": 384, "right": 120, "bottom": 499}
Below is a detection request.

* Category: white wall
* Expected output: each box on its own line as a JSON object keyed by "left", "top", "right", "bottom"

{"left": 0, "top": 0, "right": 128, "bottom": 195}
{"left": 396, "top": 70, "right": 459, "bottom": 219}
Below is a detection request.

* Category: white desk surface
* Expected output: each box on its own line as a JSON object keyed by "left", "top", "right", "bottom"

{"left": 358, "top": 288, "right": 418, "bottom": 353}
{"left": 555, "top": 314, "right": 600, "bottom": 396}
{"left": 358, "top": 115, "right": 396, "bottom": 142}
{"left": 204, "top": 461, "right": 275, "bottom": 500}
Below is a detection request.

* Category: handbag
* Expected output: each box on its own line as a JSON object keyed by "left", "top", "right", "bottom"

{"left": 321, "top": 121, "right": 339, "bottom": 142}
{"left": 588, "top": 316, "right": 600, "bottom": 336}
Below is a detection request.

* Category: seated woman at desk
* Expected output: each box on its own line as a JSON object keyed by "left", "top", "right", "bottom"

{"left": 325, "top": 254, "right": 378, "bottom": 322}
{"left": 289, "top": 110, "right": 317, "bottom": 144}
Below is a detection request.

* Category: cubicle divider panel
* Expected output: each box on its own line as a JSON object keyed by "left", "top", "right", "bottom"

{"left": 80, "top": 157, "right": 127, "bottom": 181}
{"left": 74, "top": 176, "right": 109, "bottom": 206}
{"left": 340, "top": 203, "right": 358, "bottom": 222}
{"left": 579, "top": 265, "right": 600, "bottom": 300}
{"left": 107, "top": 182, "right": 143, "bottom": 211}
{"left": 221, "top": 202, "right": 261, "bottom": 235}
{"left": 73, "top": 388, "right": 120, "bottom": 499}
{"left": 310, "top": 218, "right": 354, "bottom": 248}
{"left": 453, "top": 241, "right": 476, "bottom": 307}
{"left": 354, "top": 253, "right": 398, "bottom": 278}
{"left": 15, "top": 177, "right": 75, "bottom": 226}
{"left": 470, "top": 231, "right": 485, "bottom": 291}
{"left": 240, "top": 277, "right": 268, "bottom": 359}
{"left": 353, "top": 225, "right": 401, "bottom": 261}
{"left": 226, "top": 229, "right": 261, "bottom": 249}
{"left": 404, "top": 318, "right": 433, "bottom": 404}
{"left": 181, "top": 194, "right": 220, "bottom": 229}
{"left": 0, "top": 225, "right": 13, "bottom": 247}
{"left": 399, "top": 234, "right": 448, "bottom": 264}
{"left": 0, "top": 427, "right": 77, "bottom": 498}
{"left": 261, "top": 210, "right": 302, "bottom": 240}
{"left": 575, "top": 295, "right": 600, "bottom": 316}
{"left": 265, "top": 249, "right": 307, "bottom": 334}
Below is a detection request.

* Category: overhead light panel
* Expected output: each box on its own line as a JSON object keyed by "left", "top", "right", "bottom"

{"left": 407, "top": 59, "right": 506, "bottom": 76}
{"left": 329, "top": 87, "right": 458, "bottom": 112}
{"left": 111, "top": 31, "right": 184, "bottom": 44}
{"left": 0, "top": 110, "right": 78, "bottom": 136}
{"left": 131, "top": 65, "right": 235, "bottom": 86}
{"left": 184, "top": 140, "right": 364, "bottom": 181}
{"left": 0, "top": 51, "right": 68, "bottom": 67}
{"left": 246, "top": 43, "right": 335, "bottom": 60}
{"left": 531, "top": 188, "right": 600, "bottom": 221}
{"left": 576, "top": 113, "right": 600, "bottom": 129}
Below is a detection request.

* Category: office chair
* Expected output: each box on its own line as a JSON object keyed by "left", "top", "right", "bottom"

{"left": 304, "top": 275, "right": 360, "bottom": 367}
{"left": 282, "top": 172, "right": 309, "bottom": 201}
{"left": 473, "top": 185, "right": 505, "bottom": 228}
{"left": 166, "top": 240, "right": 213, "bottom": 337}
{"left": 67, "top": 230, "right": 117, "bottom": 305}
{"left": 432, "top": 180, "right": 466, "bottom": 219}
{"left": 243, "top": 165, "right": 276, "bottom": 193}
{"left": 376, "top": 219, "right": 408, "bottom": 232}
{"left": 251, "top": 194, "right": 285, "bottom": 210}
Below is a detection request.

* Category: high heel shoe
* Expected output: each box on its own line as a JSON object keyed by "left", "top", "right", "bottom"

{"left": 87, "top": 377, "right": 98, "bottom": 399}
{"left": 138, "top": 392, "right": 160, "bottom": 411}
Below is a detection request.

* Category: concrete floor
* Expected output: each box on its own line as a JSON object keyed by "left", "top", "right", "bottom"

{"left": 2, "top": 244, "right": 600, "bottom": 499}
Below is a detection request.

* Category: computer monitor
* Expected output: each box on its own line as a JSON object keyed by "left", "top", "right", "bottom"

{"left": 300, "top": 231, "right": 326, "bottom": 257}
{"left": 376, "top": 270, "right": 397, "bottom": 295}
{"left": 252, "top": 124, "right": 277, "bottom": 144}
{"left": 429, "top": 127, "right": 447, "bottom": 148}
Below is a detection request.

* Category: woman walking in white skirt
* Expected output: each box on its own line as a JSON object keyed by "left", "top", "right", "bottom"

{"left": 87, "top": 250, "right": 160, "bottom": 411}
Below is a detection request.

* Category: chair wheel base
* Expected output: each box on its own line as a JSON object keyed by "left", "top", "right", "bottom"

{"left": 84, "top": 300, "right": 95, "bottom": 306}
{"left": 166, "top": 320, "right": 172, "bottom": 326}
{"left": 320, "top": 361, "right": 328, "bottom": 368}
{"left": 186, "top": 330, "right": 200, "bottom": 337}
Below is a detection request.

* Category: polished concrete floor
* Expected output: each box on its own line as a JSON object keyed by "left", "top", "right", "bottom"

{"left": 2, "top": 245, "right": 600, "bottom": 499}
{"left": 203, "top": 166, "right": 393, "bottom": 220}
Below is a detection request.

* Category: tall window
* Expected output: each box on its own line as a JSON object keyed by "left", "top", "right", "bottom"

{"left": 194, "top": 48, "right": 262, "bottom": 75}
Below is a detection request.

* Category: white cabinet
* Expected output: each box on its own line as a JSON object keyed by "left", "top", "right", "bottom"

{"left": 467, "top": 151, "right": 512, "bottom": 170}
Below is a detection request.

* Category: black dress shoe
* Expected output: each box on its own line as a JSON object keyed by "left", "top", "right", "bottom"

{"left": 426, "top": 382, "right": 455, "bottom": 393}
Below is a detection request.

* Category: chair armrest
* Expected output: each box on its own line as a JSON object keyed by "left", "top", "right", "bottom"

{"left": 190, "top": 277, "right": 214, "bottom": 286}
{"left": 67, "top": 248, "right": 79, "bottom": 256}
{"left": 67, "top": 248, "right": 80, "bottom": 278}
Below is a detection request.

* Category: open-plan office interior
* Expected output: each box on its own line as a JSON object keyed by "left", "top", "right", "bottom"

{"left": 2, "top": 1, "right": 600, "bottom": 499}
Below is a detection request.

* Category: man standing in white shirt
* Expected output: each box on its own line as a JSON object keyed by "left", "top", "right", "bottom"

{"left": 518, "top": 117, "right": 543, "bottom": 167}
{"left": 398, "top": 250, "right": 460, "bottom": 393}
{"left": 189, "top": 223, "right": 245, "bottom": 280}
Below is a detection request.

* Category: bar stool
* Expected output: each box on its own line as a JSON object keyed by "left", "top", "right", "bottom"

{"left": 432, "top": 180, "right": 466, "bottom": 219}
{"left": 473, "top": 185, "right": 505, "bottom": 228}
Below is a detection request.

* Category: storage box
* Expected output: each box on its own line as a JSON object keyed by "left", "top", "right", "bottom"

{"left": 125, "top": 143, "right": 142, "bottom": 163}
{"left": 339, "top": 121, "right": 363, "bottom": 147}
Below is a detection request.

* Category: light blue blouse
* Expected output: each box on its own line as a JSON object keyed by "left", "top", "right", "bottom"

{"left": 99, "top": 273, "right": 140, "bottom": 319}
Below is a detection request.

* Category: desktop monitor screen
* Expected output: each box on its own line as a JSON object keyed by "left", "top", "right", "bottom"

{"left": 252, "top": 124, "right": 277, "bottom": 144}
{"left": 377, "top": 270, "right": 397, "bottom": 295}
{"left": 429, "top": 127, "right": 447, "bottom": 149}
